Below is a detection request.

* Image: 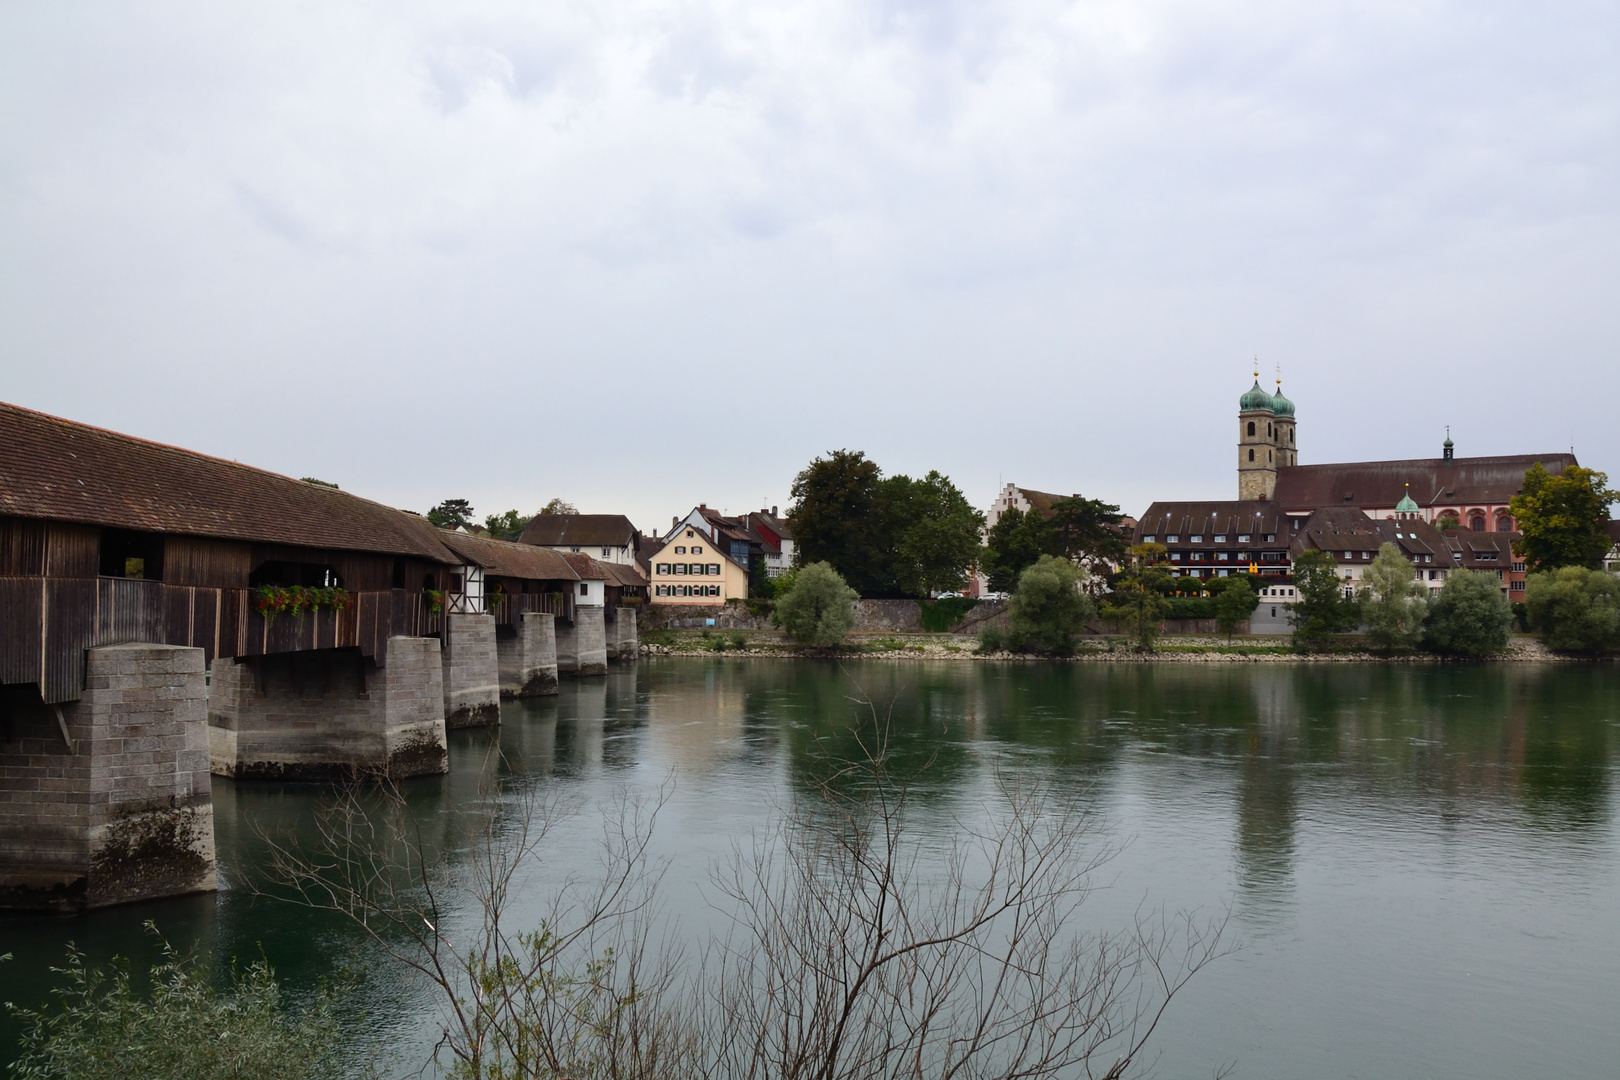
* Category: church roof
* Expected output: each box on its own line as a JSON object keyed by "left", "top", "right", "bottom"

{"left": 1272, "top": 454, "right": 1577, "bottom": 512}
{"left": 1239, "top": 380, "right": 1275, "bottom": 413}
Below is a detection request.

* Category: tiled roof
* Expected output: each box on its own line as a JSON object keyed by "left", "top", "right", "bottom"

{"left": 0, "top": 400, "right": 459, "bottom": 562}
{"left": 519, "top": 514, "right": 639, "bottom": 548}
{"left": 599, "top": 561, "right": 649, "bottom": 587}
{"left": 1136, "top": 501, "right": 1294, "bottom": 540}
{"left": 438, "top": 531, "right": 580, "bottom": 581}
{"left": 560, "top": 551, "right": 607, "bottom": 580}
{"left": 1273, "top": 454, "right": 1576, "bottom": 511}
{"left": 1293, "top": 508, "right": 1458, "bottom": 567}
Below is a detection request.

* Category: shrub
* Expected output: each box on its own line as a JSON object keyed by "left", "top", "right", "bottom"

{"left": 1424, "top": 570, "right": 1514, "bottom": 657}
{"left": 1214, "top": 578, "right": 1259, "bottom": 641}
{"left": 1361, "top": 542, "right": 1428, "bottom": 653}
{"left": 1523, "top": 567, "right": 1620, "bottom": 653}
{"left": 975, "top": 624, "right": 1006, "bottom": 653}
{"left": 1164, "top": 597, "right": 1214, "bottom": 619}
{"left": 773, "top": 562, "right": 859, "bottom": 647}
{"left": 726, "top": 630, "right": 749, "bottom": 650}
{"left": 8, "top": 929, "right": 353, "bottom": 1080}
{"left": 1005, "top": 555, "right": 1095, "bottom": 654}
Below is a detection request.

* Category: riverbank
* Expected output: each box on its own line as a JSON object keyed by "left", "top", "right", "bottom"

{"left": 639, "top": 630, "right": 1580, "bottom": 663}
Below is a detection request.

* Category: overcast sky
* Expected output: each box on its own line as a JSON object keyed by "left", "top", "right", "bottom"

{"left": 2, "top": 0, "right": 1615, "bottom": 531}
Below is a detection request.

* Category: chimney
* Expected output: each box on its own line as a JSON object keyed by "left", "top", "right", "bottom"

{"left": 700, "top": 503, "right": 706, "bottom": 510}
{"left": 672, "top": 516, "right": 678, "bottom": 529}
{"left": 772, "top": 505, "right": 778, "bottom": 517}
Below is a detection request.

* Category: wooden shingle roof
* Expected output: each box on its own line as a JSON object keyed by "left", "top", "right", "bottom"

{"left": 438, "top": 531, "right": 581, "bottom": 581}
{"left": 0, "top": 401, "right": 458, "bottom": 562}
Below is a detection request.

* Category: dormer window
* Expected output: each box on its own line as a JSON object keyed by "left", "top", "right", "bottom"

{"left": 1143, "top": 535, "right": 1156, "bottom": 543}
{"left": 1167, "top": 535, "right": 1179, "bottom": 543}
{"left": 1214, "top": 534, "right": 1227, "bottom": 542}
{"left": 1190, "top": 535, "right": 1203, "bottom": 543}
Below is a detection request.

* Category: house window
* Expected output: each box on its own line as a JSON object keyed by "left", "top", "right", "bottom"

{"left": 1214, "top": 535, "right": 1226, "bottom": 542}
{"left": 1496, "top": 518, "right": 1513, "bottom": 532}
{"left": 579, "top": 583, "right": 589, "bottom": 597}
{"left": 686, "top": 530, "right": 695, "bottom": 538}
{"left": 674, "top": 564, "right": 687, "bottom": 574}
{"left": 1167, "top": 535, "right": 1179, "bottom": 542}
{"left": 656, "top": 563, "right": 670, "bottom": 574}
{"left": 693, "top": 546, "right": 703, "bottom": 553}
{"left": 1511, "top": 580, "right": 1525, "bottom": 592}
{"left": 1362, "top": 552, "right": 1370, "bottom": 559}
{"left": 1264, "top": 534, "right": 1275, "bottom": 542}
{"left": 1190, "top": 535, "right": 1203, "bottom": 543}
{"left": 1247, "top": 421, "right": 1256, "bottom": 436}
{"left": 708, "top": 564, "right": 720, "bottom": 575}
{"left": 1143, "top": 535, "right": 1155, "bottom": 543}
{"left": 656, "top": 584, "right": 668, "bottom": 596}
{"left": 1217, "top": 553, "right": 1229, "bottom": 561}
{"left": 707, "top": 585, "right": 720, "bottom": 596}
{"left": 676, "top": 546, "right": 686, "bottom": 554}
{"left": 602, "top": 546, "right": 612, "bottom": 557}
{"left": 1170, "top": 553, "right": 1181, "bottom": 561}
{"left": 1248, "top": 449, "right": 1255, "bottom": 462}
{"left": 1470, "top": 516, "right": 1485, "bottom": 531}
{"left": 1238, "top": 534, "right": 1251, "bottom": 543}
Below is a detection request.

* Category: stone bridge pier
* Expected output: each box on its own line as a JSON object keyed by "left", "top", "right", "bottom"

{"left": 1, "top": 643, "right": 215, "bottom": 912}
{"left": 607, "top": 606, "right": 638, "bottom": 660}
{"left": 498, "top": 611, "right": 558, "bottom": 697}
{"left": 208, "top": 636, "right": 448, "bottom": 781}
{"left": 441, "top": 613, "right": 500, "bottom": 728}
{"left": 556, "top": 606, "right": 608, "bottom": 677}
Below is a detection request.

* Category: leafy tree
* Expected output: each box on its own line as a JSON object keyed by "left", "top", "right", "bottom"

{"left": 426, "top": 499, "right": 475, "bottom": 530}
{"left": 774, "top": 561, "right": 859, "bottom": 646}
{"left": 981, "top": 507, "right": 1051, "bottom": 592}
{"left": 1434, "top": 514, "right": 1460, "bottom": 533}
{"left": 884, "top": 471, "right": 986, "bottom": 598}
{"left": 1424, "top": 570, "right": 1515, "bottom": 656}
{"left": 1047, "top": 496, "right": 1127, "bottom": 576}
{"left": 1214, "top": 578, "right": 1259, "bottom": 641}
{"left": 982, "top": 495, "right": 1125, "bottom": 594}
{"left": 8, "top": 929, "right": 353, "bottom": 1080}
{"left": 1289, "top": 549, "right": 1359, "bottom": 651}
{"left": 787, "top": 450, "right": 890, "bottom": 596}
{"left": 1109, "top": 543, "right": 1172, "bottom": 652}
{"left": 1523, "top": 567, "right": 1620, "bottom": 653}
{"left": 538, "top": 497, "right": 578, "bottom": 516}
{"left": 482, "top": 509, "right": 530, "bottom": 541}
{"left": 1509, "top": 463, "right": 1619, "bottom": 573}
{"left": 1005, "top": 555, "right": 1096, "bottom": 654}
{"left": 1360, "top": 542, "right": 1428, "bottom": 652}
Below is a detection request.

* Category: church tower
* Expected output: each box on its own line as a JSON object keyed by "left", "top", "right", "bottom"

{"left": 1272, "top": 375, "right": 1297, "bottom": 468}
{"left": 1238, "top": 367, "right": 1279, "bottom": 500}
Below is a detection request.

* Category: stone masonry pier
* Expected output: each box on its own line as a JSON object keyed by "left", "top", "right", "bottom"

{"left": 605, "top": 607, "right": 638, "bottom": 661}
{"left": 498, "top": 611, "right": 558, "bottom": 697}
{"left": 208, "top": 636, "right": 448, "bottom": 781}
{"left": 557, "top": 606, "right": 608, "bottom": 677}
{"left": 441, "top": 613, "right": 500, "bottom": 727}
{"left": 0, "top": 644, "right": 215, "bottom": 912}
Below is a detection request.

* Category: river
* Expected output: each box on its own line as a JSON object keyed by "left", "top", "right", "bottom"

{"left": 3, "top": 658, "right": 1618, "bottom": 1078}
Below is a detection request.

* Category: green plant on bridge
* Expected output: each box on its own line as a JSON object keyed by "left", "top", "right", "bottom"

{"left": 252, "top": 585, "right": 353, "bottom": 624}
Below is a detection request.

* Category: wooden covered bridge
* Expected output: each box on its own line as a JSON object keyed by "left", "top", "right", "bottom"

{"left": 0, "top": 401, "right": 637, "bottom": 910}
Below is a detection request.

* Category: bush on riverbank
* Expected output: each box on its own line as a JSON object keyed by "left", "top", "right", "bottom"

{"left": 773, "top": 561, "right": 859, "bottom": 647}
{"left": 1524, "top": 567, "right": 1620, "bottom": 653}
{"left": 7, "top": 928, "right": 352, "bottom": 1080}
{"left": 1424, "top": 570, "right": 1515, "bottom": 657}
{"left": 1003, "top": 555, "right": 1095, "bottom": 654}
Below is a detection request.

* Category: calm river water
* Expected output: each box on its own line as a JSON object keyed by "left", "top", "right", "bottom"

{"left": 4, "top": 659, "right": 1619, "bottom": 1078}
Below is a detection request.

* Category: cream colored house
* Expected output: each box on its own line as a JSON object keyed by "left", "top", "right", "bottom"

{"left": 649, "top": 525, "right": 749, "bottom": 605}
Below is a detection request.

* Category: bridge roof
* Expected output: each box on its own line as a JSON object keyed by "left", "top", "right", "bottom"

{"left": 0, "top": 401, "right": 459, "bottom": 562}
{"left": 438, "top": 530, "right": 580, "bottom": 581}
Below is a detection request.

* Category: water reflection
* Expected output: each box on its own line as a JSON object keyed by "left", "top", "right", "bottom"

{"left": 3, "top": 659, "right": 1618, "bottom": 1080}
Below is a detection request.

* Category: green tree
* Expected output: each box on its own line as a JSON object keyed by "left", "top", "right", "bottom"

{"left": 1509, "top": 463, "right": 1619, "bottom": 573}
{"left": 1214, "top": 578, "right": 1259, "bottom": 641}
{"left": 773, "top": 561, "right": 859, "bottom": 647}
{"left": 884, "top": 471, "right": 986, "bottom": 598}
{"left": 1424, "top": 570, "right": 1515, "bottom": 656}
{"left": 981, "top": 506, "right": 1052, "bottom": 592}
{"left": 787, "top": 450, "right": 891, "bottom": 596}
{"left": 1523, "top": 566, "right": 1620, "bottom": 653}
{"left": 538, "top": 497, "right": 578, "bottom": 516}
{"left": 1110, "top": 543, "right": 1172, "bottom": 652}
{"left": 8, "top": 930, "right": 352, "bottom": 1080}
{"left": 1289, "top": 549, "right": 1358, "bottom": 651}
{"left": 1360, "top": 542, "right": 1428, "bottom": 652}
{"left": 1047, "top": 496, "right": 1127, "bottom": 577}
{"left": 426, "top": 499, "right": 475, "bottom": 530}
{"left": 1004, "top": 555, "right": 1096, "bottom": 654}
{"left": 482, "top": 509, "right": 530, "bottom": 541}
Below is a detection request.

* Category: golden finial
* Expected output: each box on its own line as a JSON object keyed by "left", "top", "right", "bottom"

{"left": 1253, "top": 355, "right": 1259, "bottom": 380}
{"left": 1275, "top": 361, "right": 1282, "bottom": 389}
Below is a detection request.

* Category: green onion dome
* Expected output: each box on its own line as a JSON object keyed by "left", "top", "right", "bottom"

{"left": 1239, "top": 379, "right": 1276, "bottom": 413}
{"left": 1270, "top": 385, "right": 1295, "bottom": 418}
{"left": 1395, "top": 490, "right": 1420, "bottom": 513}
